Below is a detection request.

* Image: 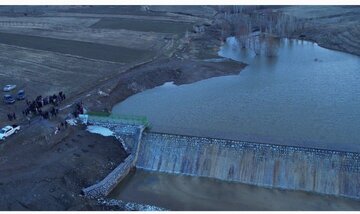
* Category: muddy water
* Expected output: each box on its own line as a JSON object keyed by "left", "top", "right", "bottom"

{"left": 109, "top": 169, "right": 360, "bottom": 211}
{"left": 112, "top": 37, "right": 360, "bottom": 152}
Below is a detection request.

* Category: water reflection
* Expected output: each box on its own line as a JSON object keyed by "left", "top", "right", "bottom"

{"left": 113, "top": 37, "right": 360, "bottom": 152}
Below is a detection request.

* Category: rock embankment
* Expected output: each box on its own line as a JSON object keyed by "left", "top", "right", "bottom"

{"left": 82, "top": 155, "right": 135, "bottom": 198}
{"left": 81, "top": 123, "right": 145, "bottom": 199}
{"left": 97, "top": 198, "right": 167, "bottom": 211}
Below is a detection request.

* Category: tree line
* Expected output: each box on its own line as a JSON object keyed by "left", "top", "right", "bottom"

{"left": 215, "top": 6, "right": 307, "bottom": 57}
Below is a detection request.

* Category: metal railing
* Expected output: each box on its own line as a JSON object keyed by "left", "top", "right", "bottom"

{"left": 87, "top": 111, "right": 150, "bottom": 127}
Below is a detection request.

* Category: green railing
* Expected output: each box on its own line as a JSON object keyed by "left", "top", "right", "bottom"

{"left": 87, "top": 111, "right": 150, "bottom": 127}
{"left": 87, "top": 111, "right": 111, "bottom": 117}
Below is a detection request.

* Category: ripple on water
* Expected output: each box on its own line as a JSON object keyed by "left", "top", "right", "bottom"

{"left": 112, "top": 37, "right": 360, "bottom": 152}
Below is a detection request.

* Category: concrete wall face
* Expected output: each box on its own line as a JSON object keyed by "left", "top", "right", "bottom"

{"left": 137, "top": 132, "right": 360, "bottom": 199}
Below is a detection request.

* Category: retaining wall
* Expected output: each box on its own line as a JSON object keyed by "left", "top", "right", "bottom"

{"left": 82, "top": 123, "right": 145, "bottom": 198}
{"left": 82, "top": 154, "right": 135, "bottom": 198}
{"left": 136, "top": 132, "right": 360, "bottom": 199}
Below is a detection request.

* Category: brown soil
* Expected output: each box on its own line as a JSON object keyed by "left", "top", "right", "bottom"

{"left": 0, "top": 125, "right": 127, "bottom": 210}
{"left": 83, "top": 57, "right": 246, "bottom": 112}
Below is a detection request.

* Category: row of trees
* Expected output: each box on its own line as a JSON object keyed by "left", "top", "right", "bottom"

{"left": 216, "top": 7, "right": 306, "bottom": 57}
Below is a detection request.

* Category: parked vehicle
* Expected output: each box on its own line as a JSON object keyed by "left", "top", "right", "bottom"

{"left": 3, "top": 84, "right": 16, "bottom": 92}
{"left": 0, "top": 125, "right": 20, "bottom": 140}
{"left": 17, "top": 90, "right": 26, "bottom": 100}
{"left": 4, "top": 94, "right": 15, "bottom": 104}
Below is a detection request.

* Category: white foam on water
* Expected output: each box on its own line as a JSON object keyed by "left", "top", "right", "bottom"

{"left": 87, "top": 125, "right": 114, "bottom": 137}
{"left": 161, "top": 81, "right": 176, "bottom": 88}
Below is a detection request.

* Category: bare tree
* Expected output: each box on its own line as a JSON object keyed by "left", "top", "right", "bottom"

{"left": 234, "top": 15, "right": 250, "bottom": 48}
{"left": 217, "top": 7, "right": 305, "bottom": 57}
{"left": 264, "top": 35, "right": 280, "bottom": 57}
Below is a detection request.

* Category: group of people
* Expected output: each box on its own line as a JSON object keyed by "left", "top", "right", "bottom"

{"left": 54, "top": 101, "right": 85, "bottom": 135}
{"left": 73, "top": 102, "right": 85, "bottom": 118}
{"left": 3, "top": 88, "right": 90, "bottom": 138}
{"left": 7, "top": 112, "right": 16, "bottom": 121}
{"left": 54, "top": 120, "right": 68, "bottom": 135}
{"left": 22, "top": 91, "right": 65, "bottom": 119}
{"left": 38, "top": 107, "right": 60, "bottom": 120}
{"left": 4, "top": 90, "right": 90, "bottom": 137}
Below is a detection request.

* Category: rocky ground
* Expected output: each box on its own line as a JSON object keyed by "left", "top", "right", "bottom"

{"left": 0, "top": 5, "right": 359, "bottom": 211}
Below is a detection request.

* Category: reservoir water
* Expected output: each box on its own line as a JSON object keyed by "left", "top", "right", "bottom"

{"left": 113, "top": 37, "right": 360, "bottom": 152}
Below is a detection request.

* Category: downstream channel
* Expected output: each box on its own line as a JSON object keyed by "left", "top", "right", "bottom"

{"left": 109, "top": 169, "right": 360, "bottom": 211}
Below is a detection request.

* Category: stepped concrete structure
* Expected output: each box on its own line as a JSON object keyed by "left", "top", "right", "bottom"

{"left": 81, "top": 114, "right": 360, "bottom": 200}
{"left": 137, "top": 132, "right": 360, "bottom": 199}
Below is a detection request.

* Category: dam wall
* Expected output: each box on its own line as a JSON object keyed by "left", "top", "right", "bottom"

{"left": 136, "top": 132, "right": 360, "bottom": 199}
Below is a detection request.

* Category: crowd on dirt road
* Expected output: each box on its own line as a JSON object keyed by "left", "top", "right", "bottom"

{"left": 3, "top": 91, "right": 70, "bottom": 134}
{"left": 7, "top": 112, "right": 16, "bottom": 121}
{"left": 21, "top": 91, "right": 66, "bottom": 120}
{"left": 4, "top": 89, "right": 89, "bottom": 136}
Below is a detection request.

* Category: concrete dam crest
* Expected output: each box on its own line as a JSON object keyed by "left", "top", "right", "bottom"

{"left": 82, "top": 117, "right": 360, "bottom": 200}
